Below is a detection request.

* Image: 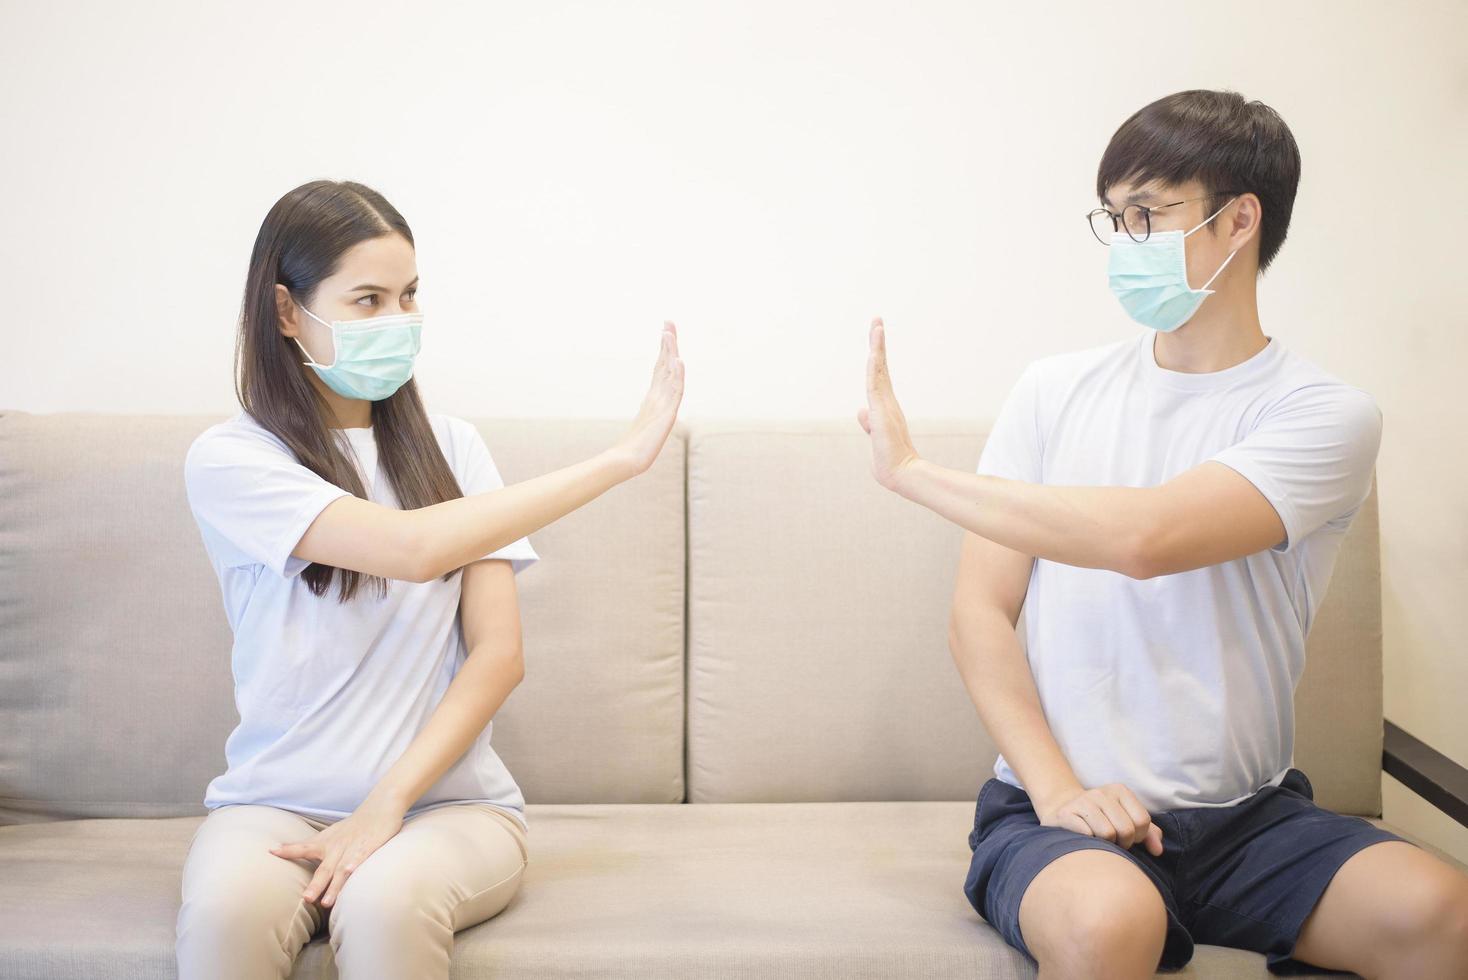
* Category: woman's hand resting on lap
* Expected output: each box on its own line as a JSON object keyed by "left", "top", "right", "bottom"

{"left": 269, "top": 795, "right": 408, "bottom": 908}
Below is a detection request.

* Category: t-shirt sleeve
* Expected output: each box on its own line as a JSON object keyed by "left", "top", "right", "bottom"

{"left": 1208, "top": 385, "right": 1383, "bottom": 554}
{"left": 183, "top": 423, "right": 353, "bottom": 579}
{"left": 452, "top": 419, "right": 540, "bottom": 575}
{"left": 976, "top": 361, "right": 1044, "bottom": 483}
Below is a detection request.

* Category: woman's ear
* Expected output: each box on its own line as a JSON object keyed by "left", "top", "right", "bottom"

{"left": 275, "top": 284, "right": 301, "bottom": 339}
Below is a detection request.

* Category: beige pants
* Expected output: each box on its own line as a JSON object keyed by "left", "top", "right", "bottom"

{"left": 176, "top": 802, "right": 528, "bottom": 980}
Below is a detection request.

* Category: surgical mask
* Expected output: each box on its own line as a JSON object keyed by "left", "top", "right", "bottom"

{"left": 293, "top": 304, "right": 423, "bottom": 401}
{"left": 1107, "top": 197, "right": 1239, "bottom": 333}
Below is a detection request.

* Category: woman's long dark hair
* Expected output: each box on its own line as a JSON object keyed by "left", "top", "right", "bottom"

{"left": 237, "top": 180, "right": 463, "bottom": 601}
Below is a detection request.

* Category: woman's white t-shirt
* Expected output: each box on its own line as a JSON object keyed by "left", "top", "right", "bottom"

{"left": 183, "top": 411, "right": 538, "bottom": 830}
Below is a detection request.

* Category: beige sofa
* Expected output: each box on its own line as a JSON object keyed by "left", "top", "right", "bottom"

{"left": 1, "top": 411, "right": 1461, "bottom": 979}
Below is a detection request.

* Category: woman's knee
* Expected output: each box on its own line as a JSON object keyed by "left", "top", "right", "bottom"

{"left": 176, "top": 886, "right": 317, "bottom": 980}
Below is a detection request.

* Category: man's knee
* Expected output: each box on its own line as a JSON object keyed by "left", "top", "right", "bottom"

{"left": 1020, "top": 850, "right": 1168, "bottom": 971}
{"left": 1379, "top": 868, "right": 1468, "bottom": 961}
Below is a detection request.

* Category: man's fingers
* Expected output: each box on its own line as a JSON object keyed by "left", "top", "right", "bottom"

{"left": 1144, "top": 823, "right": 1165, "bottom": 856}
{"left": 1116, "top": 785, "right": 1152, "bottom": 827}
{"left": 1095, "top": 794, "right": 1137, "bottom": 849}
{"left": 1115, "top": 786, "right": 1157, "bottom": 850}
{"left": 1057, "top": 811, "right": 1093, "bottom": 838}
{"left": 1073, "top": 800, "right": 1117, "bottom": 842}
{"left": 866, "top": 318, "right": 889, "bottom": 393}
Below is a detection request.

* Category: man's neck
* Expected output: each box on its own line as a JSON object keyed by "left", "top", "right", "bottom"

{"left": 1152, "top": 281, "right": 1268, "bottom": 374}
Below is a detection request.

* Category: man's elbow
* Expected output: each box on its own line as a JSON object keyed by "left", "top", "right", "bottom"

{"left": 1116, "top": 522, "right": 1166, "bottom": 580}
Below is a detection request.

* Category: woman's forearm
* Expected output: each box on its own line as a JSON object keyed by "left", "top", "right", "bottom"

{"left": 302, "top": 448, "right": 639, "bottom": 584}
{"left": 364, "top": 644, "right": 523, "bottom": 813}
{"left": 404, "top": 449, "right": 635, "bottom": 582}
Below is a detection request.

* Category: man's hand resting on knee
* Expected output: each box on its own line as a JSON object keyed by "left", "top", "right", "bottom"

{"left": 1038, "top": 783, "right": 1165, "bottom": 856}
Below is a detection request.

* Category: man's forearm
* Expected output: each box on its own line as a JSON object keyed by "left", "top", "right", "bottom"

{"left": 898, "top": 460, "right": 1155, "bottom": 577}
{"left": 951, "top": 606, "right": 1082, "bottom": 814}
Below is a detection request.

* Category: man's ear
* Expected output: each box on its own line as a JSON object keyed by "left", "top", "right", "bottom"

{"left": 1229, "top": 193, "right": 1263, "bottom": 253}
{"left": 275, "top": 284, "right": 301, "bottom": 339}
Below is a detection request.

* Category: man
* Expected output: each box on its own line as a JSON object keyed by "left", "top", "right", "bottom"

{"left": 857, "top": 89, "right": 1468, "bottom": 978}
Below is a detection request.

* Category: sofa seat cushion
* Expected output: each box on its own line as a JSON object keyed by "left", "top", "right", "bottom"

{"left": 1, "top": 802, "right": 1458, "bottom": 979}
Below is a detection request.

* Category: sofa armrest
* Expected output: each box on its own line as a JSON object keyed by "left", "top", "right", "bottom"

{"left": 1383, "top": 720, "right": 1468, "bottom": 828}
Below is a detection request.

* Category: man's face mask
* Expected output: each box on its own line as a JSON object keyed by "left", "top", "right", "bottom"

{"left": 1107, "top": 196, "right": 1240, "bottom": 333}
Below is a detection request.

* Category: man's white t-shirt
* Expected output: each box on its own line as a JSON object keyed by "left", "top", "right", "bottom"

{"left": 977, "top": 332, "right": 1382, "bottom": 813}
{"left": 183, "top": 412, "right": 538, "bottom": 830}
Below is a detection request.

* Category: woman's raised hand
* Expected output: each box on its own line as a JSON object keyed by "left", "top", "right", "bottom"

{"left": 614, "top": 321, "right": 685, "bottom": 477}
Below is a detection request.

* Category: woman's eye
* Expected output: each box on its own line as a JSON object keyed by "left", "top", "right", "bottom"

{"left": 356, "top": 295, "right": 377, "bottom": 307}
{"left": 405, "top": 290, "right": 417, "bottom": 302}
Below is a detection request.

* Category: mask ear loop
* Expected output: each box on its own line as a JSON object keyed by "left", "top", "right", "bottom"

{"left": 292, "top": 302, "right": 338, "bottom": 369}
{"left": 1184, "top": 195, "right": 1242, "bottom": 291}
{"left": 1184, "top": 195, "right": 1241, "bottom": 236}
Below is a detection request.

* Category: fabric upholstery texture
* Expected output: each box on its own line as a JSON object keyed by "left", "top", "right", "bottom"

{"left": 0, "top": 412, "right": 1435, "bottom": 979}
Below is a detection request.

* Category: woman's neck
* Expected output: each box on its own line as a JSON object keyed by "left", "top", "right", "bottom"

{"left": 307, "top": 374, "right": 373, "bottom": 428}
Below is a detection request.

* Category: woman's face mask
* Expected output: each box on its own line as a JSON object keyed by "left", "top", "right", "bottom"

{"left": 1107, "top": 196, "right": 1240, "bottom": 333}
{"left": 293, "top": 303, "right": 423, "bottom": 401}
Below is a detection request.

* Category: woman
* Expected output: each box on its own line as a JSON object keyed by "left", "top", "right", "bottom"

{"left": 175, "top": 179, "right": 684, "bottom": 979}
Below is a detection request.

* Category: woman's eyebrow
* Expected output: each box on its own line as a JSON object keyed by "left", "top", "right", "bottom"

{"left": 345, "top": 278, "right": 419, "bottom": 292}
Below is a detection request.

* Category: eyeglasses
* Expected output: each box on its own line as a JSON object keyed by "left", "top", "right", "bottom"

{"left": 1087, "top": 193, "right": 1244, "bottom": 245}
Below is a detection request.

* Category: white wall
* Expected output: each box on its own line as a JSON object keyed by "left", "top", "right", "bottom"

{"left": 3, "top": 1, "right": 1465, "bottom": 859}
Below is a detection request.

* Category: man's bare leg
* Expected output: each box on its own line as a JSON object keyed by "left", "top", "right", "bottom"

{"left": 1017, "top": 849, "right": 1169, "bottom": 980}
{"left": 1288, "top": 841, "right": 1468, "bottom": 979}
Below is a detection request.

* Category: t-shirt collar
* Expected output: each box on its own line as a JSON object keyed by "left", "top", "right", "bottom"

{"left": 1138, "top": 331, "right": 1282, "bottom": 392}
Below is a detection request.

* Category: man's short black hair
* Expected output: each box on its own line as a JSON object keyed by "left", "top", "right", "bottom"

{"left": 1097, "top": 89, "right": 1302, "bottom": 272}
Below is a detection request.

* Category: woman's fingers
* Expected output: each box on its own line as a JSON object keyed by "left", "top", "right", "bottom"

{"left": 653, "top": 329, "right": 669, "bottom": 378}
{"left": 269, "top": 840, "right": 317, "bottom": 862}
{"left": 302, "top": 855, "right": 335, "bottom": 903}
{"left": 1143, "top": 822, "right": 1165, "bottom": 856}
{"left": 321, "top": 861, "right": 353, "bottom": 907}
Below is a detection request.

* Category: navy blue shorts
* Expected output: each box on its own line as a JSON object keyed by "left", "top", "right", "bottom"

{"left": 963, "top": 769, "right": 1407, "bottom": 973}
